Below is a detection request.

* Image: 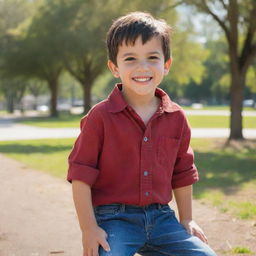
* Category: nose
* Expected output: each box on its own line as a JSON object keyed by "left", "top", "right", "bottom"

{"left": 136, "top": 60, "right": 149, "bottom": 71}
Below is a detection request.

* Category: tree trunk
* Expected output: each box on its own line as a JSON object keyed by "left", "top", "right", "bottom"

{"left": 48, "top": 79, "right": 59, "bottom": 117}
{"left": 228, "top": 41, "right": 243, "bottom": 140}
{"left": 229, "top": 75, "right": 245, "bottom": 140}
{"left": 7, "top": 94, "right": 14, "bottom": 113}
{"left": 83, "top": 79, "right": 92, "bottom": 115}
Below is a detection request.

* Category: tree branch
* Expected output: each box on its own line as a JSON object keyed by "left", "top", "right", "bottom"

{"left": 63, "top": 56, "right": 84, "bottom": 84}
{"left": 239, "top": 3, "right": 256, "bottom": 70}
{"left": 227, "top": 0, "right": 238, "bottom": 46}
{"left": 220, "top": 0, "right": 228, "bottom": 9}
{"left": 240, "top": 44, "right": 256, "bottom": 74}
{"left": 165, "top": 1, "right": 184, "bottom": 10}
{"left": 190, "top": 0, "right": 231, "bottom": 43}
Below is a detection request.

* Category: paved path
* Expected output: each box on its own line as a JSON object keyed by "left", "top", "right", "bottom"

{"left": 0, "top": 121, "right": 80, "bottom": 141}
{"left": 0, "top": 119, "right": 255, "bottom": 141}
{"left": 0, "top": 154, "right": 82, "bottom": 256}
{"left": 185, "top": 110, "right": 256, "bottom": 116}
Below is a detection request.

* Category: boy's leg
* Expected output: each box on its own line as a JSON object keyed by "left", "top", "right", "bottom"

{"left": 94, "top": 204, "right": 146, "bottom": 256}
{"left": 137, "top": 205, "right": 216, "bottom": 256}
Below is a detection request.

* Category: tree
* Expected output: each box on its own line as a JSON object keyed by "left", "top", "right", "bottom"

{"left": 161, "top": 31, "right": 209, "bottom": 99}
{"left": 0, "top": 78, "right": 27, "bottom": 113}
{"left": 0, "top": 0, "right": 34, "bottom": 112}
{"left": 180, "top": 0, "right": 256, "bottom": 140}
{"left": 61, "top": 0, "right": 109, "bottom": 113}
{"left": 2, "top": 32, "right": 63, "bottom": 117}
{"left": 1, "top": 0, "right": 65, "bottom": 117}
{"left": 183, "top": 38, "right": 229, "bottom": 104}
{"left": 246, "top": 60, "right": 256, "bottom": 95}
{"left": 27, "top": 79, "right": 48, "bottom": 110}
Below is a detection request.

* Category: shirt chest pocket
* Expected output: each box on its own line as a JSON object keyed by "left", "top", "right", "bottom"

{"left": 157, "top": 137, "right": 180, "bottom": 168}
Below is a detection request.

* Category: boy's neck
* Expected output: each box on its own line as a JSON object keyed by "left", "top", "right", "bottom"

{"left": 122, "top": 86, "right": 158, "bottom": 110}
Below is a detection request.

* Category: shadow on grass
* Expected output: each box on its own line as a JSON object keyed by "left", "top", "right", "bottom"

{"left": 0, "top": 143, "right": 72, "bottom": 154}
{"left": 194, "top": 150, "right": 256, "bottom": 198}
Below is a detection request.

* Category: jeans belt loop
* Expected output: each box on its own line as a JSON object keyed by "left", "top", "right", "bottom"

{"left": 120, "top": 204, "right": 125, "bottom": 213}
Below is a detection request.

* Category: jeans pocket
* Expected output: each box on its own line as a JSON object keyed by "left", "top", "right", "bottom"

{"left": 159, "top": 205, "right": 174, "bottom": 214}
{"left": 94, "top": 205, "right": 121, "bottom": 224}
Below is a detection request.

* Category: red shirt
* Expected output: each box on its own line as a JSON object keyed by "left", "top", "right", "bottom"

{"left": 67, "top": 84, "right": 199, "bottom": 206}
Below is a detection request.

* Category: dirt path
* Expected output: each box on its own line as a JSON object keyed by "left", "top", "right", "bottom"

{"left": 0, "top": 154, "right": 255, "bottom": 256}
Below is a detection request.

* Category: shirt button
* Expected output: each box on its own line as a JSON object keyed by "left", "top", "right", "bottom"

{"left": 143, "top": 137, "right": 148, "bottom": 142}
{"left": 144, "top": 171, "right": 149, "bottom": 176}
{"left": 145, "top": 192, "right": 149, "bottom": 196}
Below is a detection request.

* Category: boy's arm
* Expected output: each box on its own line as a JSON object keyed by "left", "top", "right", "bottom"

{"left": 72, "top": 180, "right": 110, "bottom": 255}
{"left": 173, "top": 185, "right": 208, "bottom": 244}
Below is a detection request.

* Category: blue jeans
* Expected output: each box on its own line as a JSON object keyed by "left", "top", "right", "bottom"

{"left": 94, "top": 203, "right": 216, "bottom": 256}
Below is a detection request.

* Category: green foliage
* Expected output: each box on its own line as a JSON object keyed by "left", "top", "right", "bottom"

{"left": 58, "top": 71, "right": 82, "bottom": 100}
{"left": 92, "top": 71, "right": 118, "bottom": 101}
{"left": 246, "top": 65, "right": 256, "bottom": 93}
{"left": 180, "top": 0, "right": 256, "bottom": 139}
{"left": 0, "top": 77, "right": 28, "bottom": 112}
{"left": 3, "top": 0, "right": 252, "bottom": 116}
{"left": 183, "top": 37, "right": 230, "bottom": 103}
{"left": 0, "top": 1, "right": 32, "bottom": 110}
{"left": 0, "top": 0, "right": 32, "bottom": 35}
{"left": 171, "top": 38, "right": 209, "bottom": 85}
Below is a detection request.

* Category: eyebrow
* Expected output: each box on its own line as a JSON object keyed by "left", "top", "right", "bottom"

{"left": 122, "top": 51, "right": 161, "bottom": 58}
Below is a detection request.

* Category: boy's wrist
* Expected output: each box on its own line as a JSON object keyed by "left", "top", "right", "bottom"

{"left": 80, "top": 217, "right": 98, "bottom": 233}
{"left": 81, "top": 222, "right": 98, "bottom": 233}
{"left": 180, "top": 218, "right": 193, "bottom": 223}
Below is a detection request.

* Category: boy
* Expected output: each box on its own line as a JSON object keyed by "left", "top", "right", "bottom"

{"left": 67, "top": 12, "right": 216, "bottom": 256}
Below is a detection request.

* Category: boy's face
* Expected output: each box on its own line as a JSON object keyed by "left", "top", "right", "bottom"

{"left": 108, "top": 36, "right": 172, "bottom": 98}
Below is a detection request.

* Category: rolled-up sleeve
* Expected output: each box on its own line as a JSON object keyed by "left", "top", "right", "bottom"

{"left": 171, "top": 118, "right": 199, "bottom": 189}
{"left": 67, "top": 109, "right": 103, "bottom": 186}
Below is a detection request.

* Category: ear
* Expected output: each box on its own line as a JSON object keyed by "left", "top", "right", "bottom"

{"left": 164, "top": 58, "right": 172, "bottom": 76}
{"left": 107, "top": 60, "right": 120, "bottom": 78}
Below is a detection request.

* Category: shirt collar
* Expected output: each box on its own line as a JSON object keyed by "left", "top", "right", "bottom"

{"left": 107, "top": 83, "right": 180, "bottom": 113}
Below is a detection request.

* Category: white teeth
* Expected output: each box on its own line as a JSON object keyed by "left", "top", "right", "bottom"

{"left": 133, "top": 77, "right": 151, "bottom": 82}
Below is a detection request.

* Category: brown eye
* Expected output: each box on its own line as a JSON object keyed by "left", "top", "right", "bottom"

{"left": 125, "top": 57, "right": 135, "bottom": 61}
{"left": 149, "top": 56, "right": 158, "bottom": 60}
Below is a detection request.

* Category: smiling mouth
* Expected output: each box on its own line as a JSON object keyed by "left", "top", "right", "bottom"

{"left": 132, "top": 77, "right": 153, "bottom": 82}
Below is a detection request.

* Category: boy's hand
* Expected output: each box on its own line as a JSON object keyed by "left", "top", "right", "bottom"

{"left": 180, "top": 219, "right": 208, "bottom": 244}
{"left": 82, "top": 225, "right": 110, "bottom": 256}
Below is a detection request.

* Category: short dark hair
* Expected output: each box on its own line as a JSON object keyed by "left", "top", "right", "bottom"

{"left": 106, "top": 12, "right": 172, "bottom": 65}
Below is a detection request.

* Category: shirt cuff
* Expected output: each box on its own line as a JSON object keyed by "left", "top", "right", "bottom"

{"left": 171, "top": 165, "right": 199, "bottom": 189}
{"left": 67, "top": 162, "right": 99, "bottom": 186}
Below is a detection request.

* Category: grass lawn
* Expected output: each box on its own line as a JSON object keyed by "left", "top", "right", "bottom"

{"left": 0, "top": 138, "right": 255, "bottom": 220}
{"left": 187, "top": 115, "right": 256, "bottom": 128}
{"left": 191, "top": 138, "right": 256, "bottom": 220}
{"left": 0, "top": 138, "right": 76, "bottom": 178}
{"left": 15, "top": 112, "right": 256, "bottom": 129}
